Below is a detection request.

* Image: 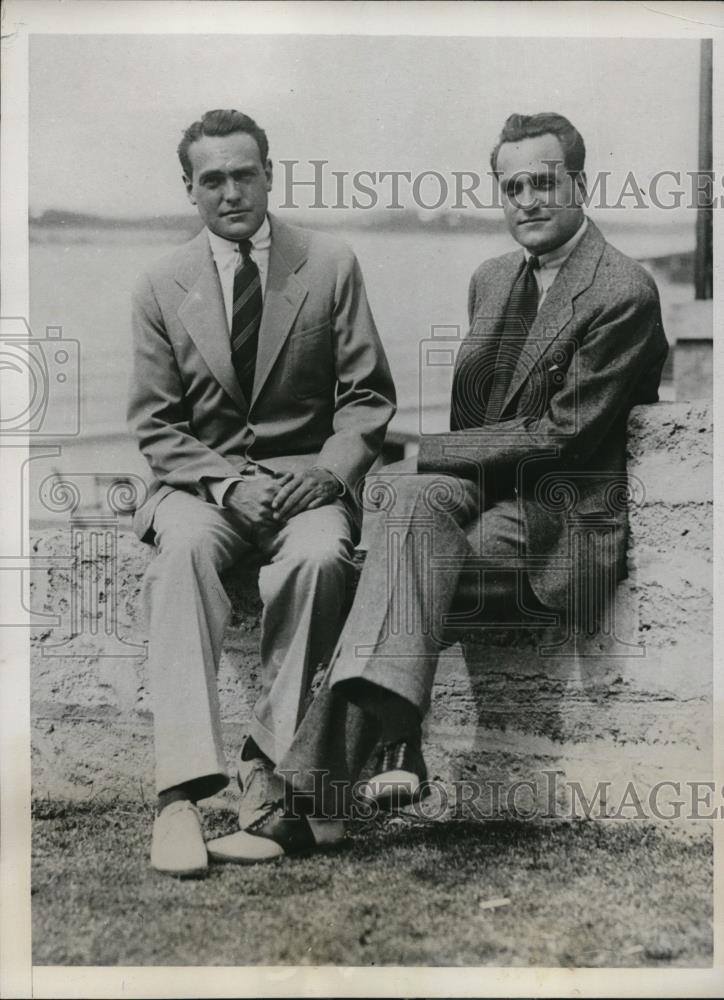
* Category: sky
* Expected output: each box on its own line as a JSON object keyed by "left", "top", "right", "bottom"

{"left": 29, "top": 34, "right": 702, "bottom": 218}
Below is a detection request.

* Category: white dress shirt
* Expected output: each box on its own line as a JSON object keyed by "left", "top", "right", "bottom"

{"left": 524, "top": 216, "right": 588, "bottom": 310}
{"left": 205, "top": 215, "right": 344, "bottom": 506}
{"left": 207, "top": 214, "right": 271, "bottom": 329}
{"left": 206, "top": 216, "right": 271, "bottom": 506}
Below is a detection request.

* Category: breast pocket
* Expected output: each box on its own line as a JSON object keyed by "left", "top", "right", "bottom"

{"left": 287, "top": 321, "right": 334, "bottom": 400}
{"left": 517, "top": 352, "right": 571, "bottom": 420}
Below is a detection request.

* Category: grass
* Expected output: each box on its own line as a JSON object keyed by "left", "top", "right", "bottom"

{"left": 32, "top": 799, "right": 712, "bottom": 967}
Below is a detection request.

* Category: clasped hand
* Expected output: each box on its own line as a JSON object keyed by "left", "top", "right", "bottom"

{"left": 225, "top": 467, "right": 340, "bottom": 532}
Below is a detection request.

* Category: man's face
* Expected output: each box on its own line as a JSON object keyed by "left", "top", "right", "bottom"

{"left": 497, "top": 133, "right": 584, "bottom": 255}
{"left": 184, "top": 131, "right": 272, "bottom": 241}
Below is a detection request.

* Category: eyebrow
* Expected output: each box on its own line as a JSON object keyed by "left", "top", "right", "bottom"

{"left": 197, "top": 164, "right": 260, "bottom": 184}
{"left": 503, "top": 169, "right": 559, "bottom": 189}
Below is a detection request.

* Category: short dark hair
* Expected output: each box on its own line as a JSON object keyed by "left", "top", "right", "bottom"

{"left": 490, "top": 112, "right": 586, "bottom": 177}
{"left": 178, "top": 109, "right": 269, "bottom": 178}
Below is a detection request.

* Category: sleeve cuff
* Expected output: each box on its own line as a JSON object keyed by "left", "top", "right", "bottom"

{"left": 208, "top": 477, "right": 243, "bottom": 507}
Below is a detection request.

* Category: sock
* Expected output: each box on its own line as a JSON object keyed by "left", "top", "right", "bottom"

{"left": 377, "top": 692, "right": 421, "bottom": 745}
{"left": 339, "top": 679, "right": 421, "bottom": 745}
{"left": 157, "top": 785, "right": 195, "bottom": 816}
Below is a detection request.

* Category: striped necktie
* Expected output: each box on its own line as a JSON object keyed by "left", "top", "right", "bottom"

{"left": 484, "top": 254, "right": 539, "bottom": 424}
{"left": 230, "top": 238, "right": 263, "bottom": 402}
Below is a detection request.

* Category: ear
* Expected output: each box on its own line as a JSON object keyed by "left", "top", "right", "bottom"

{"left": 183, "top": 173, "right": 196, "bottom": 205}
{"left": 574, "top": 171, "right": 587, "bottom": 204}
{"left": 264, "top": 159, "right": 273, "bottom": 192}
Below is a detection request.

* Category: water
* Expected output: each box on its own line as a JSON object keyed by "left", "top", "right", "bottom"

{"left": 27, "top": 221, "right": 693, "bottom": 521}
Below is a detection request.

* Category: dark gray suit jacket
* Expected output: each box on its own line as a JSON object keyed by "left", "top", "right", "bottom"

{"left": 417, "top": 219, "right": 668, "bottom": 610}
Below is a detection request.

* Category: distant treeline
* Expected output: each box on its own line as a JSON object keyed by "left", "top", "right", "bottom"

{"left": 31, "top": 209, "right": 204, "bottom": 234}
{"left": 29, "top": 207, "right": 508, "bottom": 235}
{"left": 29, "top": 209, "right": 696, "bottom": 279}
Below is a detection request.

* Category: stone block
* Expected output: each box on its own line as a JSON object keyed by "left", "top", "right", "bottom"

{"left": 29, "top": 403, "right": 713, "bottom": 822}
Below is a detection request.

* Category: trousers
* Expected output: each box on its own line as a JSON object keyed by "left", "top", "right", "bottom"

{"left": 142, "top": 482, "right": 356, "bottom": 797}
{"left": 276, "top": 464, "right": 550, "bottom": 808}
{"left": 328, "top": 468, "right": 538, "bottom": 714}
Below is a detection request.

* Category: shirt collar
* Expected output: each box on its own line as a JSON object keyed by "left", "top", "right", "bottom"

{"left": 206, "top": 213, "right": 271, "bottom": 263}
{"left": 524, "top": 216, "right": 588, "bottom": 269}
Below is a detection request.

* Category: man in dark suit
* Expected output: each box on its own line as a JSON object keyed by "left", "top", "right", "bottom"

{"left": 218, "top": 111, "right": 668, "bottom": 858}
{"left": 128, "top": 109, "right": 395, "bottom": 875}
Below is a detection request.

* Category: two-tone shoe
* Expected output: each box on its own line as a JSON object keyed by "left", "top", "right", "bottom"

{"left": 207, "top": 801, "right": 345, "bottom": 864}
{"left": 236, "top": 740, "right": 285, "bottom": 831}
{"left": 362, "top": 738, "right": 429, "bottom": 810}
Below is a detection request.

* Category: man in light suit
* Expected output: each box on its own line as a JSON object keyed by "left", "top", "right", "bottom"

{"left": 226, "top": 111, "right": 669, "bottom": 853}
{"left": 128, "top": 109, "right": 395, "bottom": 875}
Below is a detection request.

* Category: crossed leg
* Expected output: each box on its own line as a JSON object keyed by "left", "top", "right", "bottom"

{"left": 278, "top": 467, "right": 540, "bottom": 811}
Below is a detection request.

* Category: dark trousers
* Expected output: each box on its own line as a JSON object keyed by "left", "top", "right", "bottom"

{"left": 276, "top": 461, "right": 551, "bottom": 811}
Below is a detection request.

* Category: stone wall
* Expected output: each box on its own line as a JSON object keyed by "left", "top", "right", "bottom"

{"left": 30, "top": 402, "right": 713, "bottom": 819}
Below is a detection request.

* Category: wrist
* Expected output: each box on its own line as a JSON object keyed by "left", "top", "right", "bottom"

{"left": 311, "top": 466, "right": 345, "bottom": 496}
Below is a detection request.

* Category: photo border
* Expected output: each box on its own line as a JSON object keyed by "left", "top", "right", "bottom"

{"left": 1, "top": 2, "right": 722, "bottom": 997}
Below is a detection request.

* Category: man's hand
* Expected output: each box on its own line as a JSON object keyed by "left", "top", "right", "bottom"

{"left": 272, "top": 467, "right": 341, "bottom": 521}
{"left": 225, "top": 472, "right": 293, "bottom": 533}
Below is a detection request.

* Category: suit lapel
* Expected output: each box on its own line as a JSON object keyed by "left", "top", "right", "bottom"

{"left": 251, "top": 216, "right": 309, "bottom": 404}
{"left": 176, "top": 231, "right": 247, "bottom": 410}
{"left": 450, "top": 253, "right": 520, "bottom": 428}
{"left": 459, "top": 252, "right": 520, "bottom": 372}
{"left": 500, "top": 219, "right": 606, "bottom": 413}
{"left": 478, "top": 252, "right": 522, "bottom": 336}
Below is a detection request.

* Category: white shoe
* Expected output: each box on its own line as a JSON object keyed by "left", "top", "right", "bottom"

{"left": 207, "top": 829, "right": 286, "bottom": 864}
{"left": 150, "top": 800, "right": 208, "bottom": 877}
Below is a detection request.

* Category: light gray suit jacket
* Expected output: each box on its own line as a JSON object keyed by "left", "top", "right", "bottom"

{"left": 128, "top": 215, "right": 396, "bottom": 542}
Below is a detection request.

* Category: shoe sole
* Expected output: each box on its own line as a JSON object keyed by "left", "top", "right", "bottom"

{"left": 151, "top": 864, "right": 208, "bottom": 879}
{"left": 208, "top": 850, "right": 283, "bottom": 866}
{"left": 369, "top": 787, "right": 431, "bottom": 811}
{"left": 206, "top": 830, "right": 287, "bottom": 865}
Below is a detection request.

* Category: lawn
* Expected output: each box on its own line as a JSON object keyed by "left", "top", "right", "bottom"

{"left": 32, "top": 799, "right": 712, "bottom": 967}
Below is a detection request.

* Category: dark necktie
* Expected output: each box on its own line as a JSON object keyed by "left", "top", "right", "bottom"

{"left": 230, "top": 239, "right": 263, "bottom": 402}
{"left": 484, "top": 254, "right": 539, "bottom": 424}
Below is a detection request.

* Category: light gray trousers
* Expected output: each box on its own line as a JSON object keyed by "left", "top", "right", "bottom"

{"left": 142, "top": 484, "right": 356, "bottom": 797}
